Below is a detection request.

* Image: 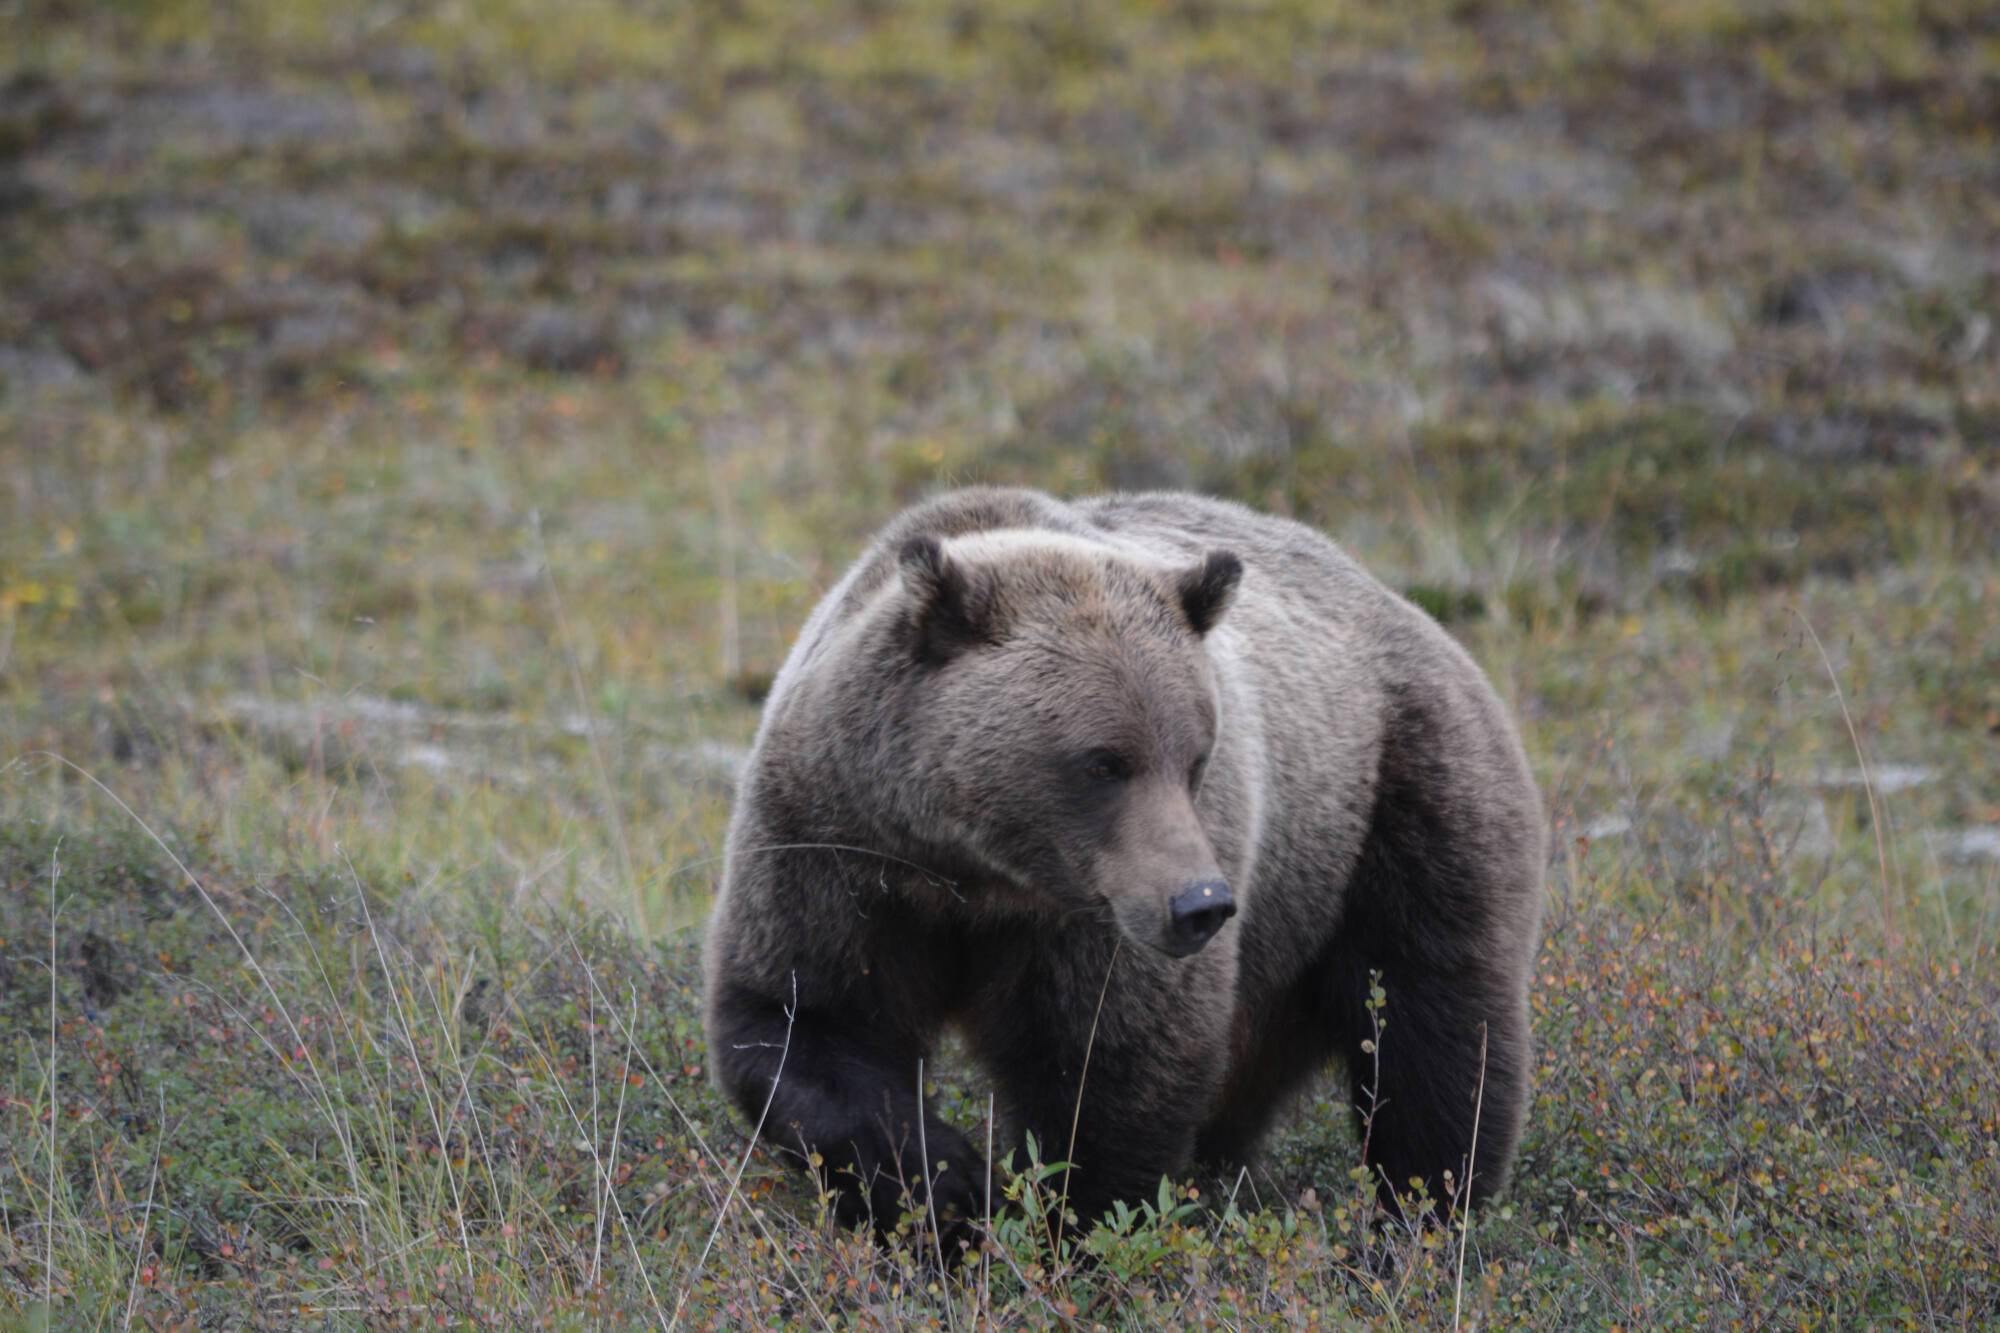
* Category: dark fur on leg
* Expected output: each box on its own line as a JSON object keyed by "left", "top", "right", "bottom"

{"left": 707, "top": 977, "right": 984, "bottom": 1243}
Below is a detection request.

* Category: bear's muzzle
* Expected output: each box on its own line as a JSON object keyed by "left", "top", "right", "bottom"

{"left": 1165, "top": 879, "right": 1235, "bottom": 956}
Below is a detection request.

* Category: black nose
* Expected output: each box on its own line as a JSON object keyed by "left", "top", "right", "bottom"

{"left": 1167, "top": 880, "right": 1235, "bottom": 955}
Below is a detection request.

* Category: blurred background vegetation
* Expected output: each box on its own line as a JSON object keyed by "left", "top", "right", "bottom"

{"left": 1, "top": 0, "right": 1995, "bottom": 1326}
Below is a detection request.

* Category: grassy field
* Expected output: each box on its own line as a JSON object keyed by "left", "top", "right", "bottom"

{"left": 3, "top": 0, "right": 1998, "bottom": 1326}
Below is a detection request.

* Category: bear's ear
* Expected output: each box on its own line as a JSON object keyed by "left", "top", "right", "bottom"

{"left": 898, "top": 534, "right": 997, "bottom": 664}
{"left": 1175, "top": 550, "right": 1242, "bottom": 637}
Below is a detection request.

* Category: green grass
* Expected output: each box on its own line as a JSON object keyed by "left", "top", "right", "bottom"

{"left": 3, "top": 0, "right": 1998, "bottom": 1325}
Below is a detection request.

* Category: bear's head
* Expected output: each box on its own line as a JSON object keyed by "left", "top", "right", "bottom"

{"left": 893, "top": 530, "right": 1242, "bottom": 957}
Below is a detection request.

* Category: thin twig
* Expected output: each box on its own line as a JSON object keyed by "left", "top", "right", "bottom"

{"left": 693, "top": 842, "right": 960, "bottom": 887}
{"left": 701, "top": 431, "right": 742, "bottom": 684}
{"left": 419, "top": 946, "right": 509, "bottom": 1305}
{"left": 1453, "top": 1023, "right": 1489, "bottom": 1331}
{"left": 122, "top": 1086, "right": 168, "bottom": 1330}
{"left": 588, "top": 974, "right": 604, "bottom": 1288}
{"left": 4, "top": 754, "right": 329, "bottom": 1091}
{"left": 916, "top": 1059, "right": 957, "bottom": 1331}
{"left": 46, "top": 836, "right": 62, "bottom": 1313}
{"left": 531, "top": 509, "right": 639, "bottom": 905}
{"left": 342, "top": 849, "right": 475, "bottom": 1284}
{"left": 1790, "top": 609, "right": 1898, "bottom": 947}
{"left": 568, "top": 952, "right": 830, "bottom": 1333}
{"left": 669, "top": 972, "right": 797, "bottom": 1333}
{"left": 982, "top": 1092, "right": 995, "bottom": 1320}
{"left": 598, "top": 986, "right": 631, "bottom": 1288}
{"left": 1058, "top": 936, "right": 1122, "bottom": 1242}
{"left": 607, "top": 984, "right": 666, "bottom": 1325}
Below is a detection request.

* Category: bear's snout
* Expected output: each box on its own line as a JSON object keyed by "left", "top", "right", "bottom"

{"left": 1165, "top": 879, "right": 1235, "bottom": 956}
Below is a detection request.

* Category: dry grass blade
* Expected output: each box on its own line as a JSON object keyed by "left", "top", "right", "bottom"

{"left": 915, "top": 1058, "right": 958, "bottom": 1329}
{"left": 1453, "top": 1023, "right": 1488, "bottom": 1332}
{"left": 45, "top": 836, "right": 62, "bottom": 1315}
{"left": 669, "top": 972, "right": 796, "bottom": 1333}
{"left": 340, "top": 848, "right": 476, "bottom": 1285}
{"left": 532, "top": 509, "right": 640, "bottom": 909}
{"left": 1790, "top": 610, "right": 1899, "bottom": 947}
{"left": 1057, "top": 936, "right": 1122, "bottom": 1243}
{"left": 120, "top": 1087, "right": 168, "bottom": 1330}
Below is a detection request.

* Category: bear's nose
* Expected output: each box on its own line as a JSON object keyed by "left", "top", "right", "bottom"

{"left": 1166, "top": 880, "right": 1235, "bottom": 956}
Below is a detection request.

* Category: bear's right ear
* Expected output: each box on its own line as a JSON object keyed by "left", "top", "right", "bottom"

{"left": 898, "top": 534, "right": 996, "bottom": 664}
{"left": 1175, "top": 550, "right": 1243, "bottom": 637}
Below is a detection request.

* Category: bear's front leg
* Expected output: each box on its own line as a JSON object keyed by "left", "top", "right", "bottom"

{"left": 1325, "top": 945, "right": 1532, "bottom": 1219}
{"left": 965, "top": 928, "right": 1234, "bottom": 1230}
{"left": 707, "top": 975, "right": 985, "bottom": 1242}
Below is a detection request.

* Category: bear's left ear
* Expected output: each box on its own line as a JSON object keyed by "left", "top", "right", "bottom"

{"left": 899, "top": 533, "right": 999, "bottom": 664}
{"left": 1175, "top": 550, "right": 1242, "bottom": 637}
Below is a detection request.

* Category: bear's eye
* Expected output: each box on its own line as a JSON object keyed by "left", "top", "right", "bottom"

{"left": 1188, "top": 754, "right": 1209, "bottom": 792}
{"left": 1083, "top": 750, "right": 1131, "bottom": 784}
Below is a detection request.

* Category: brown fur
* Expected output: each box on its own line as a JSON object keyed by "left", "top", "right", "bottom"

{"left": 702, "top": 488, "right": 1545, "bottom": 1235}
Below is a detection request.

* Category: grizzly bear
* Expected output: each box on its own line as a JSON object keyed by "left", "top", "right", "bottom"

{"left": 703, "top": 488, "right": 1544, "bottom": 1236}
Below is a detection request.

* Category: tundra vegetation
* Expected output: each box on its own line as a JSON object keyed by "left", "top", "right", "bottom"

{"left": 1, "top": 0, "right": 1997, "bottom": 1327}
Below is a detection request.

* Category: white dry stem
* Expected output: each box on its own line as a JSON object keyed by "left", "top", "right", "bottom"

{"left": 1791, "top": 610, "right": 1899, "bottom": 946}
{"left": 1058, "top": 937, "right": 1122, "bottom": 1243}
{"left": 586, "top": 980, "right": 639, "bottom": 1295}
{"left": 669, "top": 971, "right": 796, "bottom": 1333}
{"left": 531, "top": 508, "right": 639, "bottom": 906}
{"left": 122, "top": 1086, "right": 168, "bottom": 1329}
{"left": 1452, "top": 1022, "right": 1490, "bottom": 1331}
{"left": 569, "top": 953, "right": 830, "bottom": 1333}
{"left": 916, "top": 1059, "right": 959, "bottom": 1332}
{"left": 343, "top": 849, "right": 476, "bottom": 1285}
{"left": 46, "top": 837, "right": 61, "bottom": 1313}
{"left": 502, "top": 964, "right": 667, "bottom": 1327}
{"left": 418, "top": 950, "right": 511, "bottom": 1300}
{"left": 588, "top": 977, "right": 604, "bottom": 1285}
{"left": 982, "top": 1092, "right": 995, "bottom": 1321}
{"left": 6, "top": 753, "right": 385, "bottom": 1275}
{"left": 702, "top": 433, "right": 742, "bottom": 684}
